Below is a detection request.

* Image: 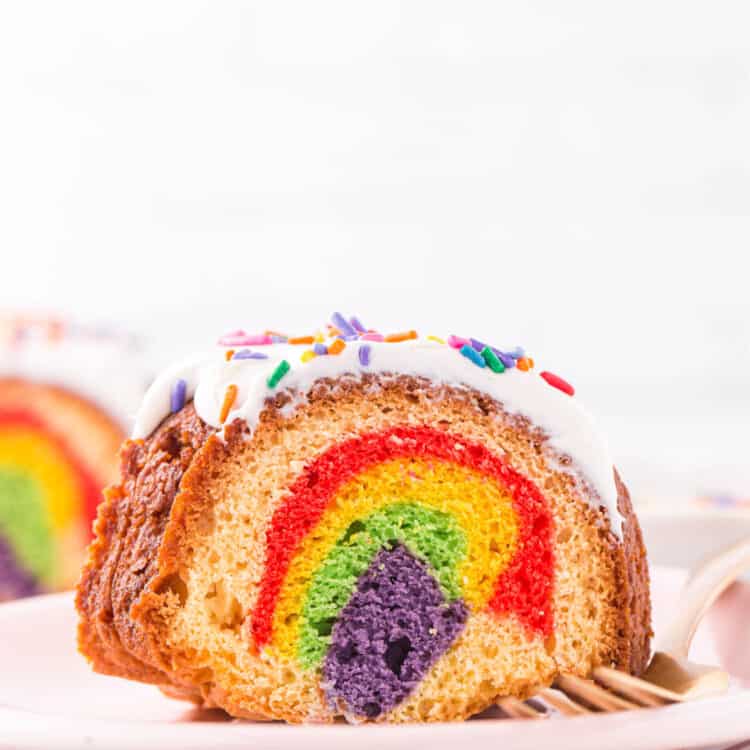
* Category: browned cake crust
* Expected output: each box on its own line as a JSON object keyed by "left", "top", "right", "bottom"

{"left": 76, "top": 377, "right": 651, "bottom": 721}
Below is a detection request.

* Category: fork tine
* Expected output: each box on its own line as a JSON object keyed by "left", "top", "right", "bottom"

{"left": 496, "top": 696, "right": 546, "bottom": 719}
{"left": 555, "top": 675, "right": 641, "bottom": 711}
{"left": 538, "top": 688, "right": 591, "bottom": 716}
{"left": 593, "top": 667, "right": 672, "bottom": 707}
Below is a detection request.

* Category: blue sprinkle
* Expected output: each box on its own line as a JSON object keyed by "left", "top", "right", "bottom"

{"left": 359, "top": 344, "right": 371, "bottom": 366}
{"left": 459, "top": 344, "right": 486, "bottom": 368}
{"left": 170, "top": 379, "right": 187, "bottom": 413}
{"left": 313, "top": 343, "right": 328, "bottom": 355}
{"left": 331, "top": 312, "right": 357, "bottom": 338}
{"left": 232, "top": 349, "right": 269, "bottom": 360}
{"left": 491, "top": 347, "right": 515, "bottom": 368}
{"left": 470, "top": 337, "right": 488, "bottom": 352}
{"left": 350, "top": 316, "right": 366, "bottom": 333}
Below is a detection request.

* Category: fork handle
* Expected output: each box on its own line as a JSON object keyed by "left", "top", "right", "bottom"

{"left": 655, "top": 536, "right": 750, "bottom": 658}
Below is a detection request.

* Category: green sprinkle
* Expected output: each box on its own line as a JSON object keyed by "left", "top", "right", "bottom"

{"left": 267, "top": 359, "right": 290, "bottom": 388}
{"left": 481, "top": 346, "right": 505, "bottom": 373}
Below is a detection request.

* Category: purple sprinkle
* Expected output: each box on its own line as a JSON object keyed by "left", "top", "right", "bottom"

{"left": 508, "top": 346, "right": 525, "bottom": 360}
{"left": 271, "top": 335, "right": 288, "bottom": 343}
{"left": 358, "top": 344, "right": 371, "bottom": 366}
{"left": 313, "top": 343, "right": 328, "bottom": 355}
{"left": 232, "top": 349, "right": 269, "bottom": 360}
{"left": 331, "top": 312, "right": 357, "bottom": 338}
{"left": 340, "top": 334, "right": 358, "bottom": 342}
{"left": 170, "top": 379, "right": 187, "bottom": 413}
{"left": 491, "top": 347, "right": 515, "bottom": 368}
{"left": 350, "top": 316, "right": 366, "bottom": 333}
{"left": 469, "top": 337, "right": 488, "bottom": 352}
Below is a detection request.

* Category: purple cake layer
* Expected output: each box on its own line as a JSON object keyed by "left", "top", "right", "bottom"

{"left": 322, "top": 544, "right": 468, "bottom": 719}
{"left": 0, "top": 535, "right": 40, "bottom": 600}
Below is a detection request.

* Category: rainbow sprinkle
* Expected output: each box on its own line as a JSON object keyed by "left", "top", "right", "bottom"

{"left": 219, "top": 384, "right": 238, "bottom": 422}
{"left": 459, "top": 344, "right": 486, "bottom": 368}
{"left": 233, "top": 349, "right": 269, "bottom": 360}
{"left": 358, "top": 344, "right": 371, "bottom": 366}
{"left": 213, "top": 313, "right": 565, "bottom": 399}
{"left": 170, "top": 379, "right": 187, "bottom": 413}
{"left": 267, "top": 360, "right": 291, "bottom": 389}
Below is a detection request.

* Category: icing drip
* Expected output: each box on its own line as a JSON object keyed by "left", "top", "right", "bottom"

{"left": 131, "top": 328, "right": 624, "bottom": 538}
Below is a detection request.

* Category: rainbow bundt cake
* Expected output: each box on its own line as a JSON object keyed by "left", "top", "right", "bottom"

{"left": 77, "top": 314, "right": 651, "bottom": 723}
{"left": 0, "top": 316, "right": 142, "bottom": 600}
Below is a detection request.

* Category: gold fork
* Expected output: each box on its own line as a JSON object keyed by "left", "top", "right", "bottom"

{"left": 497, "top": 536, "right": 750, "bottom": 719}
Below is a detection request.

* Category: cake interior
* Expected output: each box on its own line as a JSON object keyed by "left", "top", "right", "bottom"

{"left": 141, "top": 378, "right": 634, "bottom": 722}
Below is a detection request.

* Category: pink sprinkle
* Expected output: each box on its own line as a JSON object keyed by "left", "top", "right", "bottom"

{"left": 447, "top": 335, "right": 470, "bottom": 349}
{"left": 361, "top": 333, "right": 385, "bottom": 342}
{"left": 218, "top": 333, "right": 273, "bottom": 346}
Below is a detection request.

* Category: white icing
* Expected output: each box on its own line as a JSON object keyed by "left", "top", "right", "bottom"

{"left": 132, "top": 336, "right": 623, "bottom": 538}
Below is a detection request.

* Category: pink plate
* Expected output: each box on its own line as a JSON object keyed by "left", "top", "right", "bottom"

{"left": 0, "top": 565, "right": 748, "bottom": 750}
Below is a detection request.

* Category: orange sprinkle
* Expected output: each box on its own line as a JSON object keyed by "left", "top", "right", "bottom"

{"left": 384, "top": 330, "right": 418, "bottom": 343}
{"left": 219, "top": 384, "right": 238, "bottom": 422}
{"left": 328, "top": 338, "right": 346, "bottom": 355}
{"left": 301, "top": 350, "right": 316, "bottom": 363}
{"left": 225, "top": 349, "right": 235, "bottom": 361}
{"left": 529, "top": 357, "right": 535, "bottom": 369}
{"left": 327, "top": 325, "right": 342, "bottom": 338}
{"left": 517, "top": 357, "right": 531, "bottom": 372}
{"left": 289, "top": 336, "right": 315, "bottom": 345}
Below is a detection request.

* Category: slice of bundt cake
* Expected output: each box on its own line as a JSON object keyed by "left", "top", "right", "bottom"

{"left": 0, "top": 316, "right": 143, "bottom": 600}
{"left": 76, "top": 315, "right": 650, "bottom": 723}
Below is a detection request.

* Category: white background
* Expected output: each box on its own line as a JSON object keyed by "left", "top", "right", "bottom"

{"left": 1, "top": 1, "right": 749, "bottom": 502}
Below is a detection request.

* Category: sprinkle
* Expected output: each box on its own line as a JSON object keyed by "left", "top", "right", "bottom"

{"left": 340, "top": 334, "right": 358, "bottom": 342}
{"left": 447, "top": 335, "right": 470, "bottom": 349}
{"left": 313, "top": 343, "right": 328, "bottom": 355}
{"left": 232, "top": 349, "right": 269, "bottom": 360}
{"left": 267, "top": 360, "right": 290, "bottom": 389}
{"left": 225, "top": 349, "right": 235, "bottom": 361}
{"left": 481, "top": 347, "right": 505, "bottom": 373}
{"left": 361, "top": 332, "right": 385, "bottom": 342}
{"left": 301, "top": 350, "right": 316, "bottom": 363}
{"left": 517, "top": 357, "right": 532, "bottom": 371}
{"left": 218, "top": 333, "right": 273, "bottom": 346}
{"left": 384, "top": 330, "right": 417, "bottom": 343}
{"left": 508, "top": 346, "right": 525, "bottom": 360}
{"left": 331, "top": 312, "right": 357, "bottom": 338}
{"left": 328, "top": 338, "right": 346, "bottom": 355}
{"left": 327, "top": 325, "right": 342, "bottom": 337}
{"left": 271, "top": 335, "right": 288, "bottom": 344}
{"left": 314, "top": 331, "right": 325, "bottom": 343}
{"left": 170, "top": 379, "right": 187, "bottom": 413}
{"left": 540, "top": 371, "right": 575, "bottom": 396}
{"left": 359, "top": 344, "right": 371, "bottom": 366}
{"left": 427, "top": 335, "right": 446, "bottom": 344}
{"left": 470, "top": 338, "right": 488, "bottom": 352}
{"left": 491, "top": 347, "right": 516, "bottom": 369}
{"left": 288, "top": 336, "right": 315, "bottom": 345}
{"left": 350, "top": 316, "right": 366, "bottom": 333}
{"left": 219, "top": 384, "right": 238, "bottom": 422}
{"left": 264, "top": 330, "right": 287, "bottom": 337}
{"left": 459, "top": 344, "right": 486, "bottom": 368}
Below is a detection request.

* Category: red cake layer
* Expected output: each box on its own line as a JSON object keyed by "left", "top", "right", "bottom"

{"left": 250, "top": 424, "right": 554, "bottom": 649}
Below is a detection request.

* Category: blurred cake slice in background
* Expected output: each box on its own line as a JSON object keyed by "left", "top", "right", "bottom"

{"left": 0, "top": 315, "right": 147, "bottom": 600}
